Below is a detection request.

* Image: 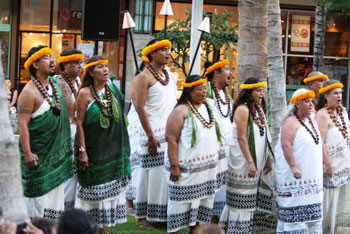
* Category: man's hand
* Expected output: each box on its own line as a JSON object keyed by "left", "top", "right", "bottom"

{"left": 170, "top": 165, "right": 180, "bottom": 182}
{"left": 24, "top": 152, "right": 39, "bottom": 168}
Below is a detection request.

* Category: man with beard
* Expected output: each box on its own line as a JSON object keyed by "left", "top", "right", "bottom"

{"left": 17, "top": 45, "right": 73, "bottom": 220}
{"left": 129, "top": 39, "right": 177, "bottom": 227}
{"left": 56, "top": 49, "right": 84, "bottom": 209}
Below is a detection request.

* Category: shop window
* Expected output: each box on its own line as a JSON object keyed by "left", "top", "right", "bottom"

{"left": 0, "top": 0, "right": 11, "bottom": 24}
{"left": 286, "top": 56, "right": 313, "bottom": 85}
{"left": 134, "top": 0, "right": 154, "bottom": 33}
{"left": 0, "top": 32, "right": 9, "bottom": 78}
{"left": 20, "top": 0, "right": 51, "bottom": 31}
{"left": 324, "top": 15, "right": 350, "bottom": 57}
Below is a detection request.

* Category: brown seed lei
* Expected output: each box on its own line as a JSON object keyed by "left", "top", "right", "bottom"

{"left": 145, "top": 63, "right": 169, "bottom": 86}
{"left": 252, "top": 103, "right": 266, "bottom": 136}
{"left": 211, "top": 81, "right": 229, "bottom": 105}
{"left": 326, "top": 104, "right": 348, "bottom": 139}
{"left": 32, "top": 77, "right": 61, "bottom": 115}
{"left": 89, "top": 84, "right": 113, "bottom": 118}
{"left": 187, "top": 100, "right": 215, "bottom": 128}
{"left": 61, "top": 71, "right": 77, "bottom": 96}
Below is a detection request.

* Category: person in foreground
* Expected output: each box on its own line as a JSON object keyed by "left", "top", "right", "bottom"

{"left": 274, "top": 89, "right": 323, "bottom": 233}
{"left": 18, "top": 45, "right": 73, "bottom": 220}
{"left": 315, "top": 80, "right": 350, "bottom": 234}
{"left": 75, "top": 56, "right": 131, "bottom": 230}
{"left": 166, "top": 75, "right": 225, "bottom": 233}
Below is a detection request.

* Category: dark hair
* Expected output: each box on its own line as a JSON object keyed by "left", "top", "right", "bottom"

{"left": 26, "top": 45, "right": 49, "bottom": 78}
{"left": 176, "top": 74, "right": 202, "bottom": 106}
{"left": 316, "top": 79, "right": 341, "bottom": 111}
{"left": 204, "top": 60, "right": 221, "bottom": 81}
{"left": 57, "top": 209, "right": 98, "bottom": 234}
{"left": 31, "top": 218, "right": 56, "bottom": 234}
{"left": 81, "top": 55, "right": 105, "bottom": 89}
{"left": 231, "top": 77, "right": 267, "bottom": 121}
{"left": 59, "top": 49, "right": 83, "bottom": 71}
{"left": 136, "top": 39, "right": 162, "bottom": 76}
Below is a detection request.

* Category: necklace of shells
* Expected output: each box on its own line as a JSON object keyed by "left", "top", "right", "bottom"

{"left": 145, "top": 63, "right": 169, "bottom": 86}
{"left": 326, "top": 104, "right": 348, "bottom": 139}
{"left": 32, "top": 77, "right": 61, "bottom": 115}
{"left": 252, "top": 104, "right": 266, "bottom": 136}
{"left": 187, "top": 100, "right": 215, "bottom": 128}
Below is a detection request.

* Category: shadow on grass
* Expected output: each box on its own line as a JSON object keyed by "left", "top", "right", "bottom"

{"left": 104, "top": 216, "right": 189, "bottom": 234}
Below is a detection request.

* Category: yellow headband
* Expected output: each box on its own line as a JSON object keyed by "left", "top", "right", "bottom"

{"left": 240, "top": 82, "right": 266, "bottom": 90}
{"left": 319, "top": 83, "right": 343, "bottom": 94}
{"left": 24, "top": 47, "right": 52, "bottom": 70}
{"left": 141, "top": 40, "right": 172, "bottom": 63}
{"left": 206, "top": 59, "right": 230, "bottom": 74}
{"left": 183, "top": 79, "right": 207, "bottom": 88}
{"left": 289, "top": 91, "right": 315, "bottom": 104}
{"left": 83, "top": 60, "right": 108, "bottom": 71}
{"left": 57, "top": 54, "right": 84, "bottom": 64}
{"left": 303, "top": 74, "right": 328, "bottom": 83}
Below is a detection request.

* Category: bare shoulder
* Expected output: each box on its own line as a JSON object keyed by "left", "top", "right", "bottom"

{"left": 315, "top": 107, "right": 328, "bottom": 120}
{"left": 234, "top": 104, "right": 249, "bottom": 118}
{"left": 18, "top": 82, "right": 36, "bottom": 101}
{"left": 282, "top": 115, "right": 299, "bottom": 131}
{"left": 173, "top": 104, "right": 188, "bottom": 118}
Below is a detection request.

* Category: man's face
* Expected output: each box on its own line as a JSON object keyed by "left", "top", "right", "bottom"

{"left": 308, "top": 79, "right": 325, "bottom": 94}
{"left": 216, "top": 65, "right": 232, "bottom": 87}
{"left": 34, "top": 54, "right": 51, "bottom": 76}
{"left": 152, "top": 46, "right": 170, "bottom": 65}
{"left": 64, "top": 60, "right": 83, "bottom": 77}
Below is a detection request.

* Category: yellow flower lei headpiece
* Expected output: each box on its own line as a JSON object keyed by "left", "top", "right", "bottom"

{"left": 141, "top": 40, "right": 172, "bottom": 63}
{"left": 57, "top": 54, "right": 84, "bottom": 64}
{"left": 303, "top": 74, "right": 328, "bottom": 83}
{"left": 24, "top": 47, "right": 52, "bottom": 70}
{"left": 319, "top": 83, "right": 343, "bottom": 94}
{"left": 183, "top": 78, "right": 207, "bottom": 88}
{"left": 83, "top": 60, "right": 108, "bottom": 71}
{"left": 289, "top": 90, "right": 315, "bottom": 104}
{"left": 240, "top": 82, "right": 266, "bottom": 90}
{"left": 206, "top": 59, "right": 230, "bottom": 74}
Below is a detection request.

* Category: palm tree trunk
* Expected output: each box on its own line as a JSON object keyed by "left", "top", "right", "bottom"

{"left": 267, "top": 0, "right": 287, "bottom": 145}
{"left": 237, "top": 0, "right": 269, "bottom": 91}
{"left": 0, "top": 61, "right": 28, "bottom": 222}
{"left": 313, "top": 4, "right": 327, "bottom": 71}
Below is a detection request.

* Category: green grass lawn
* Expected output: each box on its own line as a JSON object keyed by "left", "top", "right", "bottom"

{"left": 104, "top": 216, "right": 189, "bottom": 234}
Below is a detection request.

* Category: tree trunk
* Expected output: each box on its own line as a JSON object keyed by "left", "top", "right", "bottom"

{"left": 0, "top": 61, "right": 28, "bottom": 222}
{"left": 267, "top": 0, "right": 287, "bottom": 145}
{"left": 237, "top": 0, "right": 269, "bottom": 92}
{"left": 313, "top": 4, "right": 327, "bottom": 71}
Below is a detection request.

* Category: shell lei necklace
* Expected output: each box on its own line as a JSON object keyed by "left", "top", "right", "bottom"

{"left": 211, "top": 82, "right": 230, "bottom": 118}
{"left": 326, "top": 104, "right": 348, "bottom": 139}
{"left": 146, "top": 63, "right": 170, "bottom": 86}
{"left": 32, "top": 77, "right": 61, "bottom": 115}
{"left": 295, "top": 113, "right": 320, "bottom": 144}
{"left": 252, "top": 104, "right": 266, "bottom": 136}
{"left": 61, "top": 72, "right": 77, "bottom": 96}
{"left": 187, "top": 100, "right": 215, "bottom": 128}
{"left": 90, "top": 84, "right": 120, "bottom": 129}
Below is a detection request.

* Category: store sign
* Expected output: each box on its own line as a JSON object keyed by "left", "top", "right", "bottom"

{"left": 62, "top": 34, "right": 74, "bottom": 51}
{"left": 57, "top": 0, "right": 82, "bottom": 30}
{"left": 291, "top": 15, "right": 311, "bottom": 52}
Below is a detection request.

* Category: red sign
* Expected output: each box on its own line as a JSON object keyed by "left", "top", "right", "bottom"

{"left": 57, "top": 0, "right": 82, "bottom": 30}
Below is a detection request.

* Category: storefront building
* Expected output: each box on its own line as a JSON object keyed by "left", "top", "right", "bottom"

{"left": 2, "top": 0, "right": 128, "bottom": 92}
{"left": 1, "top": 0, "right": 349, "bottom": 110}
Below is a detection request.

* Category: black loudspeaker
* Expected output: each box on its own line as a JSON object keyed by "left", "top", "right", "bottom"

{"left": 82, "top": 0, "right": 121, "bottom": 41}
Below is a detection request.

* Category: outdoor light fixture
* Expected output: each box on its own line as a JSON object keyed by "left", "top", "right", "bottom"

{"left": 122, "top": 10, "right": 139, "bottom": 71}
{"left": 159, "top": 0, "right": 174, "bottom": 39}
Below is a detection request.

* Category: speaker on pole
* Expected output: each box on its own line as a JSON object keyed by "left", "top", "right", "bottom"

{"left": 82, "top": 0, "right": 121, "bottom": 41}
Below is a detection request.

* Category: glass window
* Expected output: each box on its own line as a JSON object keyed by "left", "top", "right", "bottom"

{"left": 286, "top": 56, "right": 313, "bottom": 85}
{"left": 134, "top": 0, "right": 153, "bottom": 34}
{"left": 20, "top": 0, "right": 51, "bottom": 31}
{"left": 0, "top": 32, "right": 9, "bottom": 77}
{"left": 324, "top": 15, "right": 350, "bottom": 57}
{"left": 0, "top": 0, "right": 11, "bottom": 24}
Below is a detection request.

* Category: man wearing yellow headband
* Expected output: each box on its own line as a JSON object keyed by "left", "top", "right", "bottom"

{"left": 129, "top": 39, "right": 177, "bottom": 226}
{"left": 303, "top": 71, "right": 328, "bottom": 96}
{"left": 56, "top": 49, "right": 84, "bottom": 210}
{"left": 17, "top": 45, "right": 73, "bottom": 221}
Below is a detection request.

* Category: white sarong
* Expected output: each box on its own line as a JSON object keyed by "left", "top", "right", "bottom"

{"left": 275, "top": 116, "right": 323, "bottom": 233}
{"left": 134, "top": 69, "right": 177, "bottom": 221}
{"left": 323, "top": 112, "right": 350, "bottom": 234}
{"left": 166, "top": 102, "right": 225, "bottom": 233}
